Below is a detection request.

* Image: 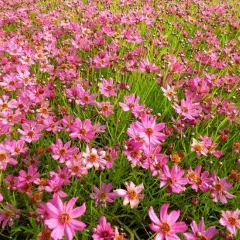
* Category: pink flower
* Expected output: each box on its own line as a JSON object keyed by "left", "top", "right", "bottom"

{"left": 51, "top": 139, "right": 74, "bottom": 163}
{"left": 97, "top": 102, "right": 114, "bottom": 117}
{"left": 69, "top": 118, "right": 96, "bottom": 142}
{"left": 45, "top": 195, "right": 86, "bottom": 240}
{"left": 191, "top": 138, "right": 208, "bottom": 158}
{"left": 173, "top": 96, "right": 201, "bottom": 120}
{"left": 149, "top": 204, "right": 187, "bottom": 240}
{"left": 219, "top": 210, "right": 240, "bottom": 236}
{"left": 186, "top": 166, "right": 211, "bottom": 192}
{"left": 0, "top": 144, "right": 17, "bottom": 170}
{"left": 139, "top": 59, "right": 159, "bottom": 73}
{"left": 92, "top": 216, "right": 115, "bottom": 240}
{"left": 90, "top": 182, "right": 117, "bottom": 207}
{"left": 98, "top": 79, "right": 118, "bottom": 97}
{"left": 0, "top": 203, "right": 20, "bottom": 229}
{"left": 17, "top": 165, "right": 40, "bottom": 188}
{"left": 119, "top": 94, "right": 144, "bottom": 113}
{"left": 161, "top": 85, "right": 177, "bottom": 101}
{"left": 115, "top": 182, "right": 144, "bottom": 208}
{"left": 133, "top": 114, "right": 166, "bottom": 146}
{"left": 209, "top": 171, "right": 235, "bottom": 204}
{"left": 184, "top": 217, "right": 216, "bottom": 240}
{"left": 160, "top": 165, "right": 188, "bottom": 193}
{"left": 17, "top": 122, "right": 43, "bottom": 143}
{"left": 45, "top": 175, "right": 68, "bottom": 198}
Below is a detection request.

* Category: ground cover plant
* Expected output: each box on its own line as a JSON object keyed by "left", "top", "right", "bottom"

{"left": 0, "top": 0, "right": 239, "bottom": 239}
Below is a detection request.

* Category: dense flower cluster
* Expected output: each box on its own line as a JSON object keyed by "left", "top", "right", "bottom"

{"left": 0, "top": 0, "right": 239, "bottom": 239}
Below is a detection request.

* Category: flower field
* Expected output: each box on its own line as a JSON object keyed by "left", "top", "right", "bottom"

{"left": 0, "top": 0, "right": 239, "bottom": 239}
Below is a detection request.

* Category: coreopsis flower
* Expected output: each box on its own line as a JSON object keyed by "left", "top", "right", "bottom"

{"left": 0, "top": 203, "right": 20, "bottom": 229}
{"left": 219, "top": 210, "right": 240, "bottom": 236}
{"left": 17, "top": 165, "right": 40, "bottom": 188}
{"left": 114, "top": 227, "right": 127, "bottom": 240}
{"left": 186, "top": 166, "right": 211, "bottom": 192}
{"left": 82, "top": 146, "right": 106, "bottom": 170}
{"left": 92, "top": 216, "right": 115, "bottom": 240}
{"left": 133, "top": 114, "right": 166, "bottom": 146}
{"left": 17, "top": 122, "right": 43, "bottom": 143}
{"left": 45, "top": 196, "right": 86, "bottom": 240}
{"left": 139, "top": 59, "right": 159, "bottom": 73}
{"left": 97, "top": 101, "right": 114, "bottom": 117}
{"left": 115, "top": 182, "right": 144, "bottom": 208}
{"left": 90, "top": 182, "right": 117, "bottom": 207}
{"left": 148, "top": 204, "right": 187, "bottom": 240}
{"left": 191, "top": 138, "right": 207, "bottom": 158}
{"left": 208, "top": 171, "right": 235, "bottom": 204}
{"left": 50, "top": 139, "right": 74, "bottom": 163}
{"left": 184, "top": 217, "right": 216, "bottom": 240}
{"left": 98, "top": 78, "right": 118, "bottom": 97}
{"left": 119, "top": 94, "right": 144, "bottom": 113}
{"left": 200, "top": 136, "right": 223, "bottom": 158}
{"left": 0, "top": 145, "right": 17, "bottom": 170}
{"left": 161, "top": 84, "right": 177, "bottom": 101}
{"left": 173, "top": 96, "right": 202, "bottom": 120}
{"left": 160, "top": 165, "right": 188, "bottom": 193}
{"left": 69, "top": 118, "right": 96, "bottom": 142}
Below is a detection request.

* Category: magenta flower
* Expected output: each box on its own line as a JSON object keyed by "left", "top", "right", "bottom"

{"left": 69, "top": 118, "right": 95, "bottom": 142}
{"left": 0, "top": 203, "right": 20, "bottom": 229}
{"left": 17, "top": 122, "right": 43, "bottom": 143}
{"left": 17, "top": 165, "right": 40, "bottom": 188}
{"left": 133, "top": 114, "right": 166, "bottom": 146}
{"left": 149, "top": 204, "right": 187, "bottom": 240}
{"left": 184, "top": 217, "right": 216, "bottom": 240}
{"left": 51, "top": 139, "right": 74, "bottom": 163}
{"left": 90, "top": 182, "right": 117, "bottom": 207}
{"left": 115, "top": 182, "right": 144, "bottom": 208}
{"left": 92, "top": 216, "right": 115, "bottom": 240}
{"left": 186, "top": 166, "right": 211, "bottom": 192}
{"left": 173, "top": 96, "right": 201, "bottom": 120}
{"left": 98, "top": 78, "right": 118, "bottom": 97}
{"left": 45, "top": 195, "right": 86, "bottom": 240}
{"left": 160, "top": 165, "right": 188, "bottom": 193}
{"left": 45, "top": 175, "right": 68, "bottom": 198}
{"left": 219, "top": 209, "right": 240, "bottom": 236}
{"left": 139, "top": 59, "right": 159, "bottom": 73}
{"left": 119, "top": 94, "right": 144, "bottom": 113}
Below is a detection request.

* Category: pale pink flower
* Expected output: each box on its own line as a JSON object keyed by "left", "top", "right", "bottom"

{"left": 115, "top": 182, "right": 144, "bottom": 208}
{"left": 209, "top": 171, "right": 235, "bottom": 204}
{"left": 219, "top": 210, "right": 240, "bottom": 236}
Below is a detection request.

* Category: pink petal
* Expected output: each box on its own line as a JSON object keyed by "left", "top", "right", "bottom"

{"left": 149, "top": 207, "right": 161, "bottom": 225}
{"left": 51, "top": 225, "right": 64, "bottom": 240}
{"left": 45, "top": 218, "right": 59, "bottom": 229}
{"left": 46, "top": 203, "right": 60, "bottom": 218}
{"left": 70, "top": 203, "right": 86, "bottom": 218}
{"left": 65, "top": 224, "right": 74, "bottom": 240}
{"left": 167, "top": 210, "right": 180, "bottom": 225}
{"left": 66, "top": 197, "right": 78, "bottom": 212}
{"left": 160, "top": 204, "right": 169, "bottom": 222}
{"left": 172, "top": 222, "right": 188, "bottom": 233}
{"left": 69, "top": 219, "right": 86, "bottom": 231}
